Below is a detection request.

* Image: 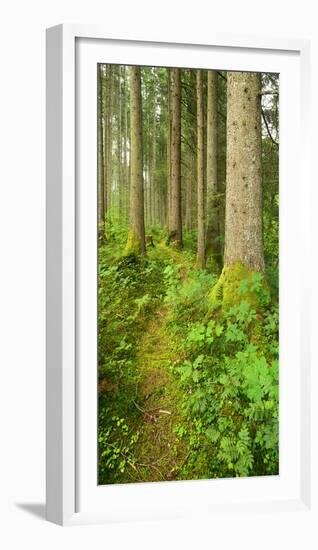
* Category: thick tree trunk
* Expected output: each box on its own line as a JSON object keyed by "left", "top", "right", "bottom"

{"left": 196, "top": 69, "right": 205, "bottom": 267}
{"left": 124, "top": 66, "right": 145, "bottom": 255}
{"left": 224, "top": 72, "right": 264, "bottom": 272}
{"left": 98, "top": 65, "right": 105, "bottom": 228}
{"left": 169, "top": 68, "right": 183, "bottom": 247}
{"left": 206, "top": 70, "right": 219, "bottom": 266}
{"left": 210, "top": 72, "right": 264, "bottom": 311}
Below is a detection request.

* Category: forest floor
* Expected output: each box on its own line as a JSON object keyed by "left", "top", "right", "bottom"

{"left": 98, "top": 232, "right": 279, "bottom": 484}
{"left": 132, "top": 305, "right": 187, "bottom": 481}
{"left": 121, "top": 243, "right": 194, "bottom": 482}
{"left": 98, "top": 238, "right": 199, "bottom": 484}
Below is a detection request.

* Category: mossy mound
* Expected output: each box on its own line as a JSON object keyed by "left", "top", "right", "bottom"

{"left": 124, "top": 229, "right": 145, "bottom": 256}
{"left": 209, "top": 261, "right": 267, "bottom": 313}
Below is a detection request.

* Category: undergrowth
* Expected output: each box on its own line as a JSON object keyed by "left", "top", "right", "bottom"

{"left": 98, "top": 221, "right": 279, "bottom": 483}
{"left": 165, "top": 268, "right": 279, "bottom": 479}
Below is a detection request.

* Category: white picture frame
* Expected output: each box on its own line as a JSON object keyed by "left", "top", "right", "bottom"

{"left": 46, "top": 24, "right": 313, "bottom": 527}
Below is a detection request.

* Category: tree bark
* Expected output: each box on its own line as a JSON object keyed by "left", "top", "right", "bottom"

{"left": 196, "top": 69, "right": 205, "bottom": 267}
{"left": 123, "top": 65, "right": 129, "bottom": 222}
{"left": 117, "top": 67, "right": 123, "bottom": 219}
{"left": 147, "top": 113, "right": 152, "bottom": 226}
{"left": 167, "top": 69, "right": 171, "bottom": 232}
{"left": 224, "top": 71, "right": 264, "bottom": 272}
{"left": 125, "top": 66, "right": 145, "bottom": 255}
{"left": 106, "top": 65, "right": 113, "bottom": 212}
{"left": 151, "top": 92, "right": 157, "bottom": 225}
{"left": 206, "top": 70, "right": 219, "bottom": 265}
{"left": 169, "top": 68, "right": 183, "bottom": 247}
{"left": 101, "top": 64, "right": 107, "bottom": 218}
{"left": 98, "top": 65, "right": 105, "bottom": 228}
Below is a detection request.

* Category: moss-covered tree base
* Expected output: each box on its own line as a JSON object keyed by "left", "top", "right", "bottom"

{"left": 209, "top": 261, "right": 266, "bottom": 312}
{"left": 124, "top": 229, "right": 145, "bottom": 257}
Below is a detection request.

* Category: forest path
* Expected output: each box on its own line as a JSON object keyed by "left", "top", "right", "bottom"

{"left": 130, "top": 242, "right": 193, "bottom": 482}
{"left": 132, "top": 303, "right": 187, "bottom": 482}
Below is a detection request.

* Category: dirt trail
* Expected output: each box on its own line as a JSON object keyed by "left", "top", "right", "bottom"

{"left": 132, "top": 306, "right": 187, "bottom": 482}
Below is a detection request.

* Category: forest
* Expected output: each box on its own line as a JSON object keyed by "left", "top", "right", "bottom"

{"left": 97, "top": 64, "right": 279, "bottom": 484}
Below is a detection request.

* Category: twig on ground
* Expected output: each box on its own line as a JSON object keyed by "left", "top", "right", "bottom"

{"left": 133, "top": 399, "right": 154, "bottom": 419}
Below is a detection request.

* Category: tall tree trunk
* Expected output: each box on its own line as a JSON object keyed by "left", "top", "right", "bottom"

{"left": 196, "top": 69, "right": 205, "bottom": 267}
{"left": 123, "top": 66, "right": 129, "bottom": 222}
{"left": 124, "top": 66, "right": 145, "bottom": 255}
{"left": 211, "top": 72, "right": 264, "bottom": 310}
{"left": 118, "top": 67, "right": 123, "bottom": 219}
{"left": 151, "top": 95, "right": 157, "bottom": 225}
{"left": 224, "top": 72, "right": 264, "bottom": 271}
{"left": 185, "top": 154, "right": 194, "bottom": 231}
{"left": 147, "top": 114, "right": 153, "bottom": 227}
{"left": 126, "top": 66, "right": 131, "bottom": 221}
{"left": 98, "top": 65, "right": 105, "bottom": 229}
{"left": 101, "top": 64, "right": 107, "bottom": 218}
{"left": 206, "top": 70, "right": 219, "bottom": 266}
{"left": 169, "top": 68, "right": 183, "bottom": 247}
{"left": 167, "top": 69, "right": 171, "bottom": 232}
{"left": 106, "top": 65, "right": 113, "bottom": 212}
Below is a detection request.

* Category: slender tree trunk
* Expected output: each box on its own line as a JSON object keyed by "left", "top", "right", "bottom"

{"left": 224, "top": 72, "right": 264, "bottom": 271}
{"left": 206, "top": 71, "right": 219, "bottom": 266}
{"left": 167, "top": 69, "right": 171, "bottom": 232}
{"left": 118, "top": 67, "right": 123, "bottom": 219}
{"left": 126, "top": 67, "right": 131, "bottom": 221}
{"left": 146, "top": 166, "right": 151, "bottom": 227}
{"left": 123, "top": 66, "right": 129, "bottom": 222}
{"left": 106, "top": 65, "right": 113, "bottom": 212}
{"left": 147, "top": 114, "right": 152, "bottom": 227}
{"left": 98, "top": 65, "right": 105, "bottom": 229}
{"left": 151, "top": 96, "right": 157, "bottom": 225}
{"left": 159, "top": 125, "right": 167, "bottom": 227}
{"left": 125, "top": 66, "right": 145, "bottom": 255}
{"left": 196, "top": 69, "right": 205, "bottom": 267}
{"left": 185, "top": 154, "right": 193, "bottom": 230}
{"left": 101, "top": 65, "right": 107, "bottom": 219}
{"left": 169, "top": 68, "right": 183, "bottom": 247}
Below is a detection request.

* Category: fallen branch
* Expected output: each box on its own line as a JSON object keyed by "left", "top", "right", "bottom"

{"left": 133, "top": 400, "right": 153, "bottom": 419}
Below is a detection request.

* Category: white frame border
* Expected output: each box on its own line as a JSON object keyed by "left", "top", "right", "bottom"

{"left": 46, "top": 24, "right": 311, "bottom": 526}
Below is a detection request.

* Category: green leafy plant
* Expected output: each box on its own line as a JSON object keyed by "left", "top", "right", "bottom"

{"left": 172, "top": 275, "right": 279, "bottom": 479}
{"left": 98, "top": 413, "right": 139, "bottom": 482}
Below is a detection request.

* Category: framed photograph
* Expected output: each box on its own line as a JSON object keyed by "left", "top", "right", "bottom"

{"left": 46, "top": 25, "right": 312, "bottom": 527}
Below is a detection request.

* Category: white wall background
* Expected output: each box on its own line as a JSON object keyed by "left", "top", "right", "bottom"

{"left": 0, "top": 1, "right": 317, "bottom": 548}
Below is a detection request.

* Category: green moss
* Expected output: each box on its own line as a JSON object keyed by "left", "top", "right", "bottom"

{"left": 209, "top": 261, "right": 263, "bottom": 312}
{"left": 124, "top": 229, "right": 144, "bottom": 256}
